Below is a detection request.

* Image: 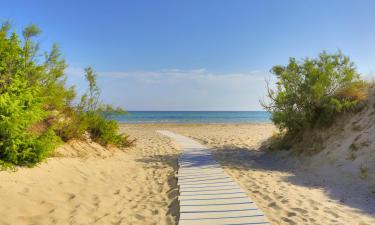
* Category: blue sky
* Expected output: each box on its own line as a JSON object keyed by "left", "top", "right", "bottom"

{"left": 2, "top": 0, "right": 375, "bottom": 110}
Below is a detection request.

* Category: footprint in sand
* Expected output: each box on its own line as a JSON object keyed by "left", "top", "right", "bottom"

{"left": 262, "top": 195, "right": 273, "bottom": 201}
{"left": 282, "top": 217, "right": 297, "bottom": 225}
{"left": 324, "top": 208, "right": 339, "bottom": 218}
{"left": 268, "top": 202, "right": 282, "bottom": 210}
{"left": 48, "top": 208, "right": 56, "bottom": 214}
{"left": 280, "top": 198, "right": 289, "bottom": 204}
{"left": 92, "top": 195, "right": 100, "bottom": 207}
{"left": 308, "top": 199, "right": 319, "bottom": 205}
{"left": 292, "top": 207, "right": 308, "bottom": 214}
{"left": 133, "top": 214, "right": 145, "bottom": 220}
{"left": 22, "top": 187, "right": 30, "bottom": 194}
{"left": 151, "top": 209, "right": 159, "bottom": 215}
{"left": 65, "top": 193, "right": 76, "bottom": 201}
{"left": 70, "top": 204, "right": 80, "bottom": 215}
{"left": 309, "top": 218, "right": 317, "bottom": 223}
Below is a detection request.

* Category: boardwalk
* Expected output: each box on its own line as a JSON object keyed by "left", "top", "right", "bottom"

{"left": 157, "top": 130, "right": 269, "bottom": 225}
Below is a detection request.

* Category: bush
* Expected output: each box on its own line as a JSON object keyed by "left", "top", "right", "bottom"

{"left": 76, "top": 67, "right": 133, "bottom": 147}
{"left": 262, "top": 51, "right": 366, "bottom": 135}
{"left": 85, "top": 112, "right": 132, "bottom": 147}
{"left": 0, "top": 22, "right": 67, "bottom": 167}
{"left": 55, "top": 67, "right": 133, "bottom": 148}
{"left": 54, "top": 109, "right": 88, "bottom": 142}
{"left": 0, "top": 22, "right": 132, "bottom": 168}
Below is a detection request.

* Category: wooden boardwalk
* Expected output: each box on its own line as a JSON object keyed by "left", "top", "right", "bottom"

{"left": 157, "top": 130, "right": 269, "bottom": 225}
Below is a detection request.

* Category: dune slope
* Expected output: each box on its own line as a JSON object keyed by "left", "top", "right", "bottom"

{"left": 0, "top": 130, "right": 180, "bottom": 225}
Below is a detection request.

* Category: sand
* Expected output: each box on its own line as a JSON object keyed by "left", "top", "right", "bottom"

{"left": 0, "top": 129, "right": 180, "bottom": 225}
{"left": 157, "top": 123, "right": 375, "bottom": 225}
{"left": 1, "top": 123, "right": 374, "bottom": 225}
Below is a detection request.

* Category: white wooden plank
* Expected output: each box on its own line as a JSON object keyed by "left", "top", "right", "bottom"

{"left": 180, "top": 203, "right": 260, "bottom": 212}
{"left": 179, "top": 209, "right": 266, "bottom": 220}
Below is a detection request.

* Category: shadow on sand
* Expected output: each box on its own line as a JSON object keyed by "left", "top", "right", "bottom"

{"left": 209, "top": 142, "right": 375, "bottom": 216}
{"left": 135, "top": 138, "right": 375, "bottom": 219}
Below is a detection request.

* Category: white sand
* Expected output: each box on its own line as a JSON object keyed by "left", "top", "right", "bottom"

{"left": 1, "top": 123, "right": 374, "bottom": 225}
{"left": 160, "top": 123, "right": 375, "bottom": 225}
{"left": 0, "top": 130, "right": 180, "bottom": 225}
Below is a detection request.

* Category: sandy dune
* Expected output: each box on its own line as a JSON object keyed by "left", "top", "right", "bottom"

{"left": 0, "top": 129, "right": 180, "bottom": 225}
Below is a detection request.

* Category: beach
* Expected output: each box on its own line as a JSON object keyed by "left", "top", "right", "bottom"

{"left": 0, "top": 127, "right": 180, "bottom": 225}
{"left": 3, "top": 2, "right": 375, "bottom": 224}
{"left": 1, "top": 123, "right": 374, "bottom": 225}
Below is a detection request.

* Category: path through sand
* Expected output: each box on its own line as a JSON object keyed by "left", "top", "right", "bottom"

{"left": 158, "top": 130, "right": 269, "bottom": 225}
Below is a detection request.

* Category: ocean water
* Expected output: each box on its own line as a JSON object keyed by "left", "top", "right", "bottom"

{"left": 108, "top": 111, "right": 271, "bottom": 124}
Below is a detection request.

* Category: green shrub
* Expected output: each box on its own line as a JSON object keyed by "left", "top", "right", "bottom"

{"left": 0, "top": 22, "right": 132, "bottom": 168}
{"left": 76, "top": 67, "right": 133, "bottom": 147}
{"left": 0, "top": 22, "right": 67, "bottom": 167}
{"left": 54, "top": 109, "right": 88, "bottom": 141}
{"left": 262, "top": 51, "right": 366, "bottom": 135}
{"left": 84, "top": 112, "right": 131, "bottom": 147}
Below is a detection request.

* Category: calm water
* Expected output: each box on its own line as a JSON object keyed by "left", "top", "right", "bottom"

{"left": 109, "top": 111, "right": 271, "bottom": 124}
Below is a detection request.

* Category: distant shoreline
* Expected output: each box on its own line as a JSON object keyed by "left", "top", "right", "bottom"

{"left": 110, "top": 111, "right": 271, "bottom": 124}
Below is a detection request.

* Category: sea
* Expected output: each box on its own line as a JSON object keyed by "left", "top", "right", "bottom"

{"left": 108, "top": 111, "right": 271, "bottom": 124}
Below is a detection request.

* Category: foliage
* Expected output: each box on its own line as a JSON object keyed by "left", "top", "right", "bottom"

{"left": 0, "top": 22, "right": 131, "bottom": 168}
{"left": 56, "top": 66, "right": 132, "bottom": 147}
{"left": 262, "top": 51, "right": 366, "bottom": 135}
{"left": 84, "top": 112, "right": 132, "bottom": 147}
{"left": 77, "top": 67, "right": 132, "bottom": 147}
{"left": 0, "top": 22, "right": 69, "bottom": 167}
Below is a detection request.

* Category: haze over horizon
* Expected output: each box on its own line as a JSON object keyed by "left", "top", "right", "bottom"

{"left": 2, "top": 0, "right": 375, "bottom": 110}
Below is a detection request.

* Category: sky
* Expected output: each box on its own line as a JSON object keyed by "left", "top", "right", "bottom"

{"left": 1, "top": 0, "right": 375, "bottom": 110}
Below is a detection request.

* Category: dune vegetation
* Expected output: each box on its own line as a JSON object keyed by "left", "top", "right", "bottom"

{"left": 0, "top": 22, "right": 132, "bottom": 168}
{"left": 262, "top": 51, "right": 369, "bottom": 150}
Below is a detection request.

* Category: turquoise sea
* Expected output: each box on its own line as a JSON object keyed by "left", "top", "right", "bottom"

{"left": 109, "top": 111, "right": 271, "bottom": 124}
